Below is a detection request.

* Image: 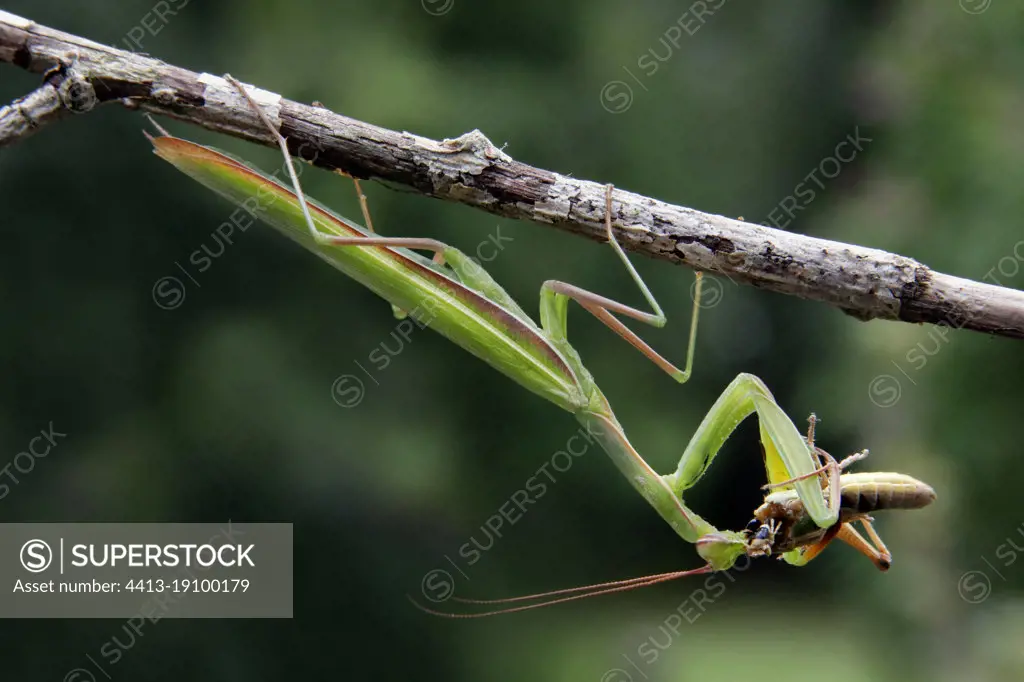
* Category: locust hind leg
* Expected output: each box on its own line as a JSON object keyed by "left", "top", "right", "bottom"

{"left": 778, "top": 517, "right": 891, "bottom": 570}
{"left": 837, "top": 518, "right": 892, "bottom": 571}
{"left": 778, "top": 521, "right": 845, "bottom": 566}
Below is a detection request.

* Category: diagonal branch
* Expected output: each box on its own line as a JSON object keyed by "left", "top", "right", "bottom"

{"left": 0, "top": 80, "right": 68, "bottom": 145}
{"left": 2, "top": 9, "right": 1023, "bottom": 340}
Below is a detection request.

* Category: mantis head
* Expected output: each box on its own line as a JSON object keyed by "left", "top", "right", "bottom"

{"left": 694, "top": 529, "right": 750, "bottom": 570}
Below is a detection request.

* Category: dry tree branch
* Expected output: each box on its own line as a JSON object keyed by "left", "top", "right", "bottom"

{"left": 2, "top": 10, "right": 1023, "bottom": 340}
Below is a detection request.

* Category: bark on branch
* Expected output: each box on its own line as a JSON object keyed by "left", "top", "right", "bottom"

{"left": 2, "top": 10, "right": 1023, "bottom": 340}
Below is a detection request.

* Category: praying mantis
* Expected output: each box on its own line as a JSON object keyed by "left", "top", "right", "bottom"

{"left": 146, "top": 76, "right": 935, "bottom": 615}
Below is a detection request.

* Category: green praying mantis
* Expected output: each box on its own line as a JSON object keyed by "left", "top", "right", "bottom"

{"left": 147, "top": 76, "right": 935, "bottom": 616}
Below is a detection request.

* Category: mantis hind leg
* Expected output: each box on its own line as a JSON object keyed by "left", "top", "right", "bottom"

{"left": 344, "top": 175, "right": 423, "bottom": 319}
{"left": 342, "top": 175, "right": 448, "bottom": 273}
{"left": 229, "top": 74, "right": 433, "bottom": 320}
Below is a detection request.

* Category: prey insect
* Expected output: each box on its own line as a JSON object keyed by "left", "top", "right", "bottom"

{"left": 743, "top": 416, "right": 935, "bottom": 571}
{"left": 146, "top": 75, "right": 935, "bottom": 616}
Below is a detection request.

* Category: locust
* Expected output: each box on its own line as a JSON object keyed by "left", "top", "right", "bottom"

{"left": 145, "top": 75, "right": 936, "bottom": 616}
{"left": 743, "top": 415, "right": 935, "bottom": 571}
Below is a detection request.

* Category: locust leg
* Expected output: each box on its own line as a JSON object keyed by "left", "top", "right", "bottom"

{"left": 785, "top": 517, "right": 892, "bottom": 570}
{"left": 806, "top": 413, "right": 818, "bottom": 448}
{"left": 764, "top": 449, "right": 843, "bottom": 522}
{"left": 760, "top": 448, "right": 855, "bottom": 534}
{"left": 837, "top": 518, "right": 892, "bottom": 571}
{"left": 779, "top": 522, "right": 845, "bottom": 566}
{"left": 766, "top": 412, "right": 868, "bottom": 491}
{"left": 763, "top": 449, "right": 868, "bottom": 490}
{"left": 762, "top": 446, "right": 870, "bottom": 545}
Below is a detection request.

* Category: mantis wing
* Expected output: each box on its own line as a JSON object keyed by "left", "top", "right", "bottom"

{"left": 150, "top": 136, "right": 382, "bottom": 251}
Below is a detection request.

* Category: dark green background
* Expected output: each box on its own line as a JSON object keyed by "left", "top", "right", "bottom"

{"left": 2, "top": 1, "right": 1022, "bottom": 681}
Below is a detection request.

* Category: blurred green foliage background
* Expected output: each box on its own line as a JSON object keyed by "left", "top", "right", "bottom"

{"left": 2, "top": 1, "right": 1023, "bottom": 680}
